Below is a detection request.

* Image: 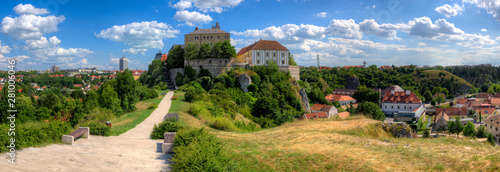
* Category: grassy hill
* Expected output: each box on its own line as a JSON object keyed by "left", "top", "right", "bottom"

{"left": 415, "top": 70, "right": 474, "bottom": 88}
{"left": 170, "top": 91, "right": 500, "bottom": 171}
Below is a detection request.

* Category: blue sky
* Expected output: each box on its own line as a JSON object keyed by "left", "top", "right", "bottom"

{"left": 0, "top": 0, "right": 499, "bottom": 70}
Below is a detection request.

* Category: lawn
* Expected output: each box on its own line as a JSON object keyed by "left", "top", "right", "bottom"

{"left": 109, "top": 90, "right": 167, "bottom": 136}
{"left": 168, "top": 91, "right": 189, "bottom": 113}
{"left": 178, "top": 111, "right": 500, "bottom": 171}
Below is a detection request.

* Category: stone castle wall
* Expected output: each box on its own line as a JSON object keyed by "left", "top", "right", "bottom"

{"left": 185, "top": 58, "right": 232, "bottom": 77}
{"left": 279, "top": 65, "right": 300, "bottom": 81}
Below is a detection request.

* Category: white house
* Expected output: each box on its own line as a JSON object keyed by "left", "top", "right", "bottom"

{"left": 381, "top": 90, "right": 425, "bottom": 122}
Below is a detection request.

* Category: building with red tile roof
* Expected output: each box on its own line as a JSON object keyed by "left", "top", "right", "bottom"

{"left": 379, "top": 65, "right": 393, "bottom": 70}
{"left": 476, "top": 93, "right": 491, "bottom": 100}
{"left": 455, "top": 98, "right": 467, "bottom": 107}
{"left": 235, "top": 40, "right": 290, "bottom": 66}
{"left": 329, "top": 94, "right": 356, "bottom": 105}
{"left": 301, "top": 112, "right": 328, "bottom": 120}
{"left": 436, "top": 107, "right": 468, "bottom": 119}
{"left": 381, "top": 90, "right": 424, "bottom": 121}
{"left": 310, "top": 104, "right": 338, "bottom": 118}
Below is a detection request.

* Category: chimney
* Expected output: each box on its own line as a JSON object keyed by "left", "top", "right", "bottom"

{"left": 195, "top": 27, "right": 198, "bottom": 30}
{"left": 391, "top": 90, "right": 395, "bottom": 95}
{"left": 406, "top": 90, "right": 410, "bottom": 95}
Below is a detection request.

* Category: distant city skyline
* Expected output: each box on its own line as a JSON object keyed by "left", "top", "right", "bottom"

{"left": 0, "top": 0, "right": 499, "bottom": 71}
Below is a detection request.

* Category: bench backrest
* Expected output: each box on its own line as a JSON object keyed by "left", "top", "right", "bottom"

{"left": 68, "top": 128, "right": 88, "bottom": 137}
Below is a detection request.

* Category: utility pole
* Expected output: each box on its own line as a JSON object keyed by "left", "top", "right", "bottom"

{"left": 317, "top": 54, "right": 320, "bottom": 68}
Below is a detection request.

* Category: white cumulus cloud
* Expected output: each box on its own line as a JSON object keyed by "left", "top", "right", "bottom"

{"left": 96, "top": 21, "right": 180, "bottom": 49}
{"left": 359, "top": 19, "right": 401, "bottom": 40}
{"left": 418, "top": 42, "right": 427, "bottom": 46}
{"left": 24, "top": 36, "right": 93, "bottom": 62}
{"left": 407, "top": 17, "right": 464, "bottom": 38}
{"left": 173, "top": 10, "right": 213, "bottom": 26}
{"left": 435, "top": 4, "right": 463, "bottom": 17}
{"left": 232, "top": 24, "right": 326, "bottom": 43}
{"left": 463, "top": 0, "right": 500, "bottom": 21}
{"left": 122, "top": 48, "right": 148, "bottom": 55}
{"left": 326, "top": 19, "right": 363, "bottom": 39}
{"left": 0, "top": 41, "right": 11, "bottom": 54}
{"left": 1, "top": 14, "right": 65, "bottom": 40}
{"left": 317, "top": 12, "right": 327, "bottom": 18}
{"left": 172, "top": 0, "right": 193, "bottom": 10}
{"left": 13, "top": 4, "right": 49, "bottom": 15}
{"left": 481, "top": 28, "right": 488, "bottom": 32}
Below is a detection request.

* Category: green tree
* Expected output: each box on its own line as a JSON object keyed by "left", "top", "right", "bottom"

{"left": 71, "top": 89, "right": 84, "bottom": 99}
{"left": 361, "top": 102, "right": 386, "bottom": 121}
{"left": 84, "top": 90, "right": 100, "bottom": 111}
{"left": 487, "top": 133, "right": 496, "bottom": 146}
{"left": 184, "top": 65, "right": 197, "bottom": 82}
{"left": 431, "top": 99, "right": 436, "bottom": 106}
{"left": 198, "top": 43, "right": 211, "bottom": 59}
{"left": 219, "top": 40, "right": 236, "bottom": 58}
{"left": 436, "top": 95, "right": 446, "bottom": 105}
{"left": 184, "top": 43, "right": 199, "bottom": 60}
{"left": 423, "top": 91, "right": 432, "bottom": 103}
{"left": 166, "top": 45, "right": 185, "bottom": 69}
{"left": 115, "top": 69, "right": 138, "bottom": 112}
{"left": 462, "top": 121, "right": 476, "bottom": 137}
{"left": 211, "top": 42, "right": 223, "bottom": 58}
{"left": 289, "top": 54, "right": 298, "bottom": 66}
{"left": 476, "top": 125, "right": 488, "bottom": 138}
{"left": 99, "top": 83, "right": 122, "bottom": 114}
{"left": 352, "top": 85, "right": 379, "bottom": 103}
{"left": 447, "top": 120, "right": 456, "bottom": 136}
{"left": 452, "top": 116, "right": 463, "bottom": 138}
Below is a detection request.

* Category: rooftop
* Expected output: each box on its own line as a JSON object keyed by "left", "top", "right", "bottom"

{"left": 236, "top": 40, "right": 289, "bottom": 56}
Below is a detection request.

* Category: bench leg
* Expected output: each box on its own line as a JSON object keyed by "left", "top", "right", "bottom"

{"left": 162, "top": 143, "right": 174, "bottom": 154}
{"left": 79, "top": 127, "right": 90, "bottom": 138}
{"left": 62, "top": 135, "right": 74, "bottom": 145}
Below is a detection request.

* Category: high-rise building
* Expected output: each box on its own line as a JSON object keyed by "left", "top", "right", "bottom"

{"left": 51, "top": 65, "right": 59, "bottom": 72}
{"left": 120, "top": 57, "right": 128, "bottom": 71}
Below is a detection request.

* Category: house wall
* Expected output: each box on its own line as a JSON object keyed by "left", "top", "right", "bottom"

{"left": 339, "top": 100, "right": 356, "bottom": 105}
{"left": 250, "top": 50, "right": 289, "bottom": 66}
{"left": 184, "top": 33, "right": 230, "bottom": 47}
{"left": 328, "top": 107, "right": 338, "bottom": 118}
{"left": 382, "top": 103, "right": 422, "bottom": 115}
{"left": 394, "top": 105, "right": 425, "bottom": 122}
{"left": 485, "top": 120, "right": 500, "bottom": 141}
{"left": 436, "top": 118, "right": 448, "bottom": 130}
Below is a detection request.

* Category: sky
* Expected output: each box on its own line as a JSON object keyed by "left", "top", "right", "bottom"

{"left": 0, "top": 0, "right": 500, "bottom": 71}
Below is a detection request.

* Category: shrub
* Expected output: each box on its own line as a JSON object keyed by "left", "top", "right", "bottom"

{"left": 463, "top": 121, "right": 476, "bottom": 137}
{"left": 150, "top": 118, "right": 182, "bottom": 139}
{"left": 0, "top": 121, "right": 72, "bottom": 152}
{"left": 175, "top": 72, "right": 184, "bottom": 86}
{"left": 185, "top": 85, "right": 206, "bottom": 103}
{"left": 423, "top": 130, "right": 430, "bottom": 138}
{"left": 487, "top": 133, "right": 496, "bottom": 146}
{"left": 148, "top": 103, "right": 158, "bottom": 109}
{"left": 172, "top": 96, "right": 178, "bottom": 100}
{"left": 476, "top": 125, "right": 488, "bottom": 138}
{"left": 172, "top": 128, "right": 239, "bottom": 171}
{"left": 81, "top": 121, "right": 111, "bottom": 136}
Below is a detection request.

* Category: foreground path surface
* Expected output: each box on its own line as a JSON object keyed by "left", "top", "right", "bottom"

{"left": 0, "top": 91, "right": 174, "bottom": 172}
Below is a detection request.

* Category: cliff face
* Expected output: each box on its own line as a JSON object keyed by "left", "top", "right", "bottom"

{"left": 381, "top": 122, "right": 413, "bottom": 139}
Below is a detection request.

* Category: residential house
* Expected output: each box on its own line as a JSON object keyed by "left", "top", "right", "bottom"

{"left": 492, "top": 92, "right": 500, "bottom": 98}
{"left": 484, "top": 115, "right": 500, "bottom": 143}
{"left": 455, "top": 98, "right": 467, "bottom": 108}
{"left": 381, "top": 90, "right": 425, "bottom": 122}
{"left": 434, "top": 111, "right": 450, "bottom": 130}
{"left": 474, "top": 107, "right": 498, "bottom": 122}
{"left": 235, "top": 39, "right": 290, "bottom": 66}
{"left": 487, "top": 98, "right": 500, "bottom": 108}
{"left": 301, "top": 112, "right": 328, "bottom": 120}
{"left": 310, "top": 104, "right": 338, "bottom": 118}
{"left": 380, "top": 85, "right": 404, "bottom": 97}
{"left": 435, "top": 107, "right": 468, "bottom": 119}
{"left": 464, "top": 99, "right": 485, "bottom": 110}
{"left": 476, "top": 93, "right": 491, "bottom": 101}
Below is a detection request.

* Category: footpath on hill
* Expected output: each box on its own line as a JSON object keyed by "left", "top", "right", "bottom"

{"left": 0, "top": 91, "right": 175, "bottom": 172}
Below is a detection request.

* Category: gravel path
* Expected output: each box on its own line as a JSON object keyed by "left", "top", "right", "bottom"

{"left": 1, "top": 91, "right": 174, "bottom": 172}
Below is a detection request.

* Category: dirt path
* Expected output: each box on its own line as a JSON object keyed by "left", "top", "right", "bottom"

{"left": 1, "top": 91, "right": 175, "bottom": 172}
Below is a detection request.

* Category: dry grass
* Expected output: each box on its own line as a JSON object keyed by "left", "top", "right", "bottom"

{"left": 179, "top": 112, "right": 500, "bottom": 171}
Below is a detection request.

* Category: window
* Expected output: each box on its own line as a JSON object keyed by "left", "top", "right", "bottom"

{"left": 486, "top": 124, "right": 488, "bottom": 127}
{"left": 385, "top": 106, "right": 387, "bottom": 109}
{"left": 391, "top": 106, "right": 393, "bottom": 109}
{"left": 257, "top": 60, "right": 260, "bottom": 64}
{"left": 209, "top": 60, "right": 212, "bottom": 63}
{"left": 398, "top": 106, "right": 400, "bottom": 109}
{"left": 282, "top": 60, "right": 285, "bottom": 65}
{"left": 404, "top": 106, "right": 406, "bottom": 109}
{"left": 210, "top": 36, "right": 213, "bottom": 39}
{"left": 273, "top": 53, "right": 276, "bottom": 57}
{"left": 210, "top": 43, "right": 212, "bottom": 46}
{"left": 225, "top": 35, "right": 227, "bottom": 38}
{"left": 282, "top": 53, "right": 285, "bottom": 57}
{"left": 266, "top": 53, "right": 269, "bottom": 57}
{"left": 218, "top": 36, "right": 220, "bottom": 39}
{"left": 257, "top": 52, "right": 260, "bottom": 57}
{"left": 410, "top": 106, "right": 412, "bottom": 109}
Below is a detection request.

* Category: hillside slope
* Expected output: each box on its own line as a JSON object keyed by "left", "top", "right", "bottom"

{"left": 178, "top": 110, "right": 500, "bottom": 171}
{"left": 415, "top": 70, "right": 474, "bottom": 93}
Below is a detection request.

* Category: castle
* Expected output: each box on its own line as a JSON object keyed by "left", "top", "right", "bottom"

{"left": 165, "top": 22, "right": 300, "bottom": 85}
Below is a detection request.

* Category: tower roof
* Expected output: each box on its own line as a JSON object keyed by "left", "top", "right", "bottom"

{"left": 215, "top": 21, "right": 220, "bottom": 29}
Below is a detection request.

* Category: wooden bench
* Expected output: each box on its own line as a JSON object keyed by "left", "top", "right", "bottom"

{"left": 161, "top": 132, "right": 176, "bottom": 153}
{"left": 62, "top": 127, "right": 90, "bottom": 145}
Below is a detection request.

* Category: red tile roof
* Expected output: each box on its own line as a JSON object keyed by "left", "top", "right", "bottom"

{"left": 382, "top": 91, "right": 421, "bottom": 104}
{"left": 475, "top": 107, "right": 496, "bottom": 116}
{"left": 236, "top": 40, "right": 289, "bottom": 56}
{"left": 490, "top": 98, "right": 500, "bottom": 105}
{"left": 492, "top": 92, "right": 500, "bottom": 98}
{"left": 302, "top": 112, "right": 328, "bottom": 120}
{"left": 456, "top": 98, "right": 467, "bottom": 105}
{"left": 337, "top": 112, "right": 350, "bottom": 119}
{"left": 342, "top": 65, "right": 363, "bottom": 70}
{"left": 311, "top": 104, "right": 335, "bottom": 112}
{"left": 333, "top": 94, "right": 355, "bottom": 102}
{"left": 436, "top": 107, "right": 468, "bottom": 117}
{"left": 477, "top": 93, "right": 491, "bottom": 99}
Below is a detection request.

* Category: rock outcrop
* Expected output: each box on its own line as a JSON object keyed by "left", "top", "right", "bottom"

{"left": 300, "top": 88, "right": 311, "bottom": 112}
{"left": 346, "top": 75, "right": 360, "bottom": 89}
{"left": 381, "top": 122, "right": 413, "bottom": 139}
{"left": 238, "top": 73, "right": 252, "bottom": 93}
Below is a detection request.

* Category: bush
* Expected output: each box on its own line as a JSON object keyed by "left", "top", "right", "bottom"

{"left": 463, "top": 121, "right": 476, "bottom": 137}
{"left": 172, "top": 96, "right": 178, "bottom": 100}
{"left": 487, "top": 133, "right": 496, "bottom": 146}
{"left": 81, "top": 121, "right": 111, "bottom": 136}
{"left": 423, "top": 130, "right": 430, "bottom": 138}
{"left": 175, "top": 72, "right": 184, "bottom": 87}
{"left": 0, "top": 121, "right": 72, "bottom": 152}
{"left": 476, "top": 125, "right": 488, "bottom": 138}
{"left": 172, "top": 128, "right": 239, "bottom": 171}
{"left": 185, "top": 85, "right": 206, "bottom": 103}
{"left": 148, "top": 103, "right": 158, "bottom": 109}
{"left": 150, "top": 118, "right": 182, "bottom": 139}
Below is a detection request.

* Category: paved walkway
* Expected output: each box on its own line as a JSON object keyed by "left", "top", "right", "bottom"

{"left": 0, "top": 91, "right": 175, "bottom": 172}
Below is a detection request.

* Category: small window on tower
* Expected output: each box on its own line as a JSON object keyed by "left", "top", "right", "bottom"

{"left": 282, "top": 60, "right": 285, "bottom": 64}
{"left": 257, "top": 60, "right": 260, "bottom": 64}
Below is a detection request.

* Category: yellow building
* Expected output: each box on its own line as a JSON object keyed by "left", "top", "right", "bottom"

{"left": 184, "top": 21, "right": 230, "bottom": 47}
